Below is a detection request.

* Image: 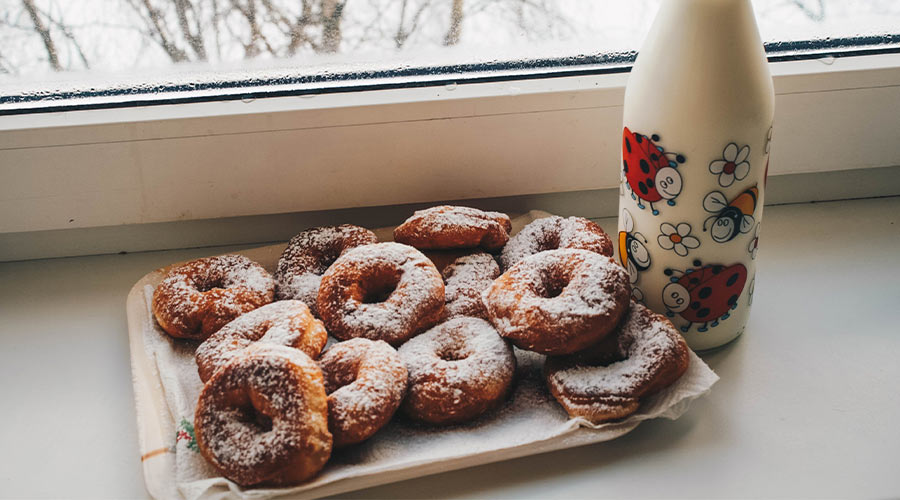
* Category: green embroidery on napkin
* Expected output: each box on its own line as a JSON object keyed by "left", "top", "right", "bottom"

{"left": 175, "top": 417, "right": 199, "bottom": 452}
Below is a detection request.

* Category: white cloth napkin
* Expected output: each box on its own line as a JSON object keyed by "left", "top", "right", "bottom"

{"left": 130, "top": 211, "right": 719, "bottom": 500}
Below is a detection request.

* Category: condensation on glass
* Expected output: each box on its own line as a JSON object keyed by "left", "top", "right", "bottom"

{"left": 1, "top": 0, "right": 898, "bottom": 112}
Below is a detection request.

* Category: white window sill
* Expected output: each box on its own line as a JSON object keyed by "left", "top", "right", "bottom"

{"left": 1, "top": 53, "right": 899, "bottom": 259}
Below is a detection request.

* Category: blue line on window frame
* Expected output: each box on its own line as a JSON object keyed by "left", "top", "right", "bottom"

{"left": 1, "top": 34, "right": 898, "bottom": 116}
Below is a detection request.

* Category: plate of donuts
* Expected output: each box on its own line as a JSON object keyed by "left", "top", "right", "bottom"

{"left": 126, "top": 208, "right": 719, "bottom": 500}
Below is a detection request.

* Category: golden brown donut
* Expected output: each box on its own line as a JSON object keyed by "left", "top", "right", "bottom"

{"left": 274, "top": 225, "right": 378, "bottom": 316}
{"left": 500, "top": 216, "right": 614, "bottom": 270}
{"left": 152, "top": 254, "right": 274, "bottom": 340}
{"left": 194, "top": 344, "right": 332, "bottom": 487}
{"left": 317, "top": 242, "right": 444, "bottom": 346}
{"left": 318, "top": 338, "right": 407, "bottom": 447}
{"left": 398, "top": 317, "right": 516, "bottom": 425}
{"left": 195, "top": 300, "right": 328, "bottom": 382}
{"left": 394, "top": 205, "right": 512, "bottom": 251}
{"left": 545, "top": 301, "right": 691, "bottom": 424}
{"left": 441, "top": 252, "right": 500, "bottom": 322}
{"left": 482, "top": 249, "right": 631, "bottom": 355}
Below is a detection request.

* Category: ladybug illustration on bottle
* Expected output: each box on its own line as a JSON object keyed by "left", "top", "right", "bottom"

{"left": 662, "top": 259, "right": 748, "bottom": 333}
{"left": 702, "top": 185, "right": 758, "bottom": 243}
{"left": 618, "top": 208, "right": 651, "bottom": 284}
{"left": 622, "top": 127, "right": 686, "bottom": 215}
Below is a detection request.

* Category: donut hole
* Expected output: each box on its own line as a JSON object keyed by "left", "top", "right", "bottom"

{"left": 537, "top": 233, "right": 562, "bottom": 253}
{"left": 233, "top": 403, "right": 274, "bottom": 433}
{"left": 538, "top": 267, "right": 569, "bottom": 299}
{"left": 361, "top": 269, "right": 402, "bottom": 304}
{"left": 194, "top": 276, "right": 225, "bottom": 293}
{"left": 437, "top": 345, "right": 469, "bottom": 362}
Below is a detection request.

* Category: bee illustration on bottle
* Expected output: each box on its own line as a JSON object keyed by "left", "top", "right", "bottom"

{"left": 702, "top": 185, "right": 758, "bottom": 243}
{"left": 662, "top": 259, "right": 748, "bottom": 333}
{"left": 622, "top": 127, "right": 686, "bottom": 215}
{"left": 618, "top": 208, "right": 651, "bottom": 285}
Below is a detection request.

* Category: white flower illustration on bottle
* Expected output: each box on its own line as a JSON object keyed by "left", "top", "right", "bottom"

{"left": 709, "top": 143, "right": 751, "bottom": 187}
{"left": 658, "top": 222, "right": 701, "bottom": 257}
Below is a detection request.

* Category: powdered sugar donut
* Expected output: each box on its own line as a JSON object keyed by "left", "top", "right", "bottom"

{"left": 483, "top": 249, "right": 631, "bottom": 355}
{"left": 274, "top": 225, "right": 378, "bottom": 315}
{"left": 500, "top": 216, "right": 614, "bottom": 270}
{"left": 441, "top": 252, "right": 500, "bottom": 321}
{"left": 399, "top": 317, "right": 516, "bottom": 425}
{"left": 394, "top": 205, "right": 512, "bottom": 251}
{"left": 194, "top": 344, "right": 331, "bottom": 486}
{"left": 317, "top": 242, "right": 444, "bottom": 346}
{"left": 195, "top": 300, "right": 328, "bottom": 382}
{"left": 318, "top": 338, "right": 407, "bottom": 447}
{"left": 152, "top": 254, "right": 274, "bottom": 340}
{"left": 545, "top": 301, "right": 690, "bottom": 424}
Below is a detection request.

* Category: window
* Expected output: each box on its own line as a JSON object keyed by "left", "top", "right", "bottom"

{"left": 2, "top": 0, "right": 899, "bottom": 113}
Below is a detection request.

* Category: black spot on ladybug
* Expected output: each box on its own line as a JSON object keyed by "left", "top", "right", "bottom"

{"left": 728, "top": 294, "right": 739, "bottom": 306}
{"left": 638, "top": 181, "right": 648, "bottom": 195}
{"left": 647, "top": 177, "right": 654, "bottom": 189}
{"left": 689, "top": 277, "right": 700, "bottom": 285}
{"left": 693, "top": 259, "right": 702, "bottom": 267}
{"left": 664, "top": 269, "right": 673, "bottom": 276}
{"left": 697, "top": 307, "right": 711, "bottom": 319}
{"left": 726, "top": 273, "right": 740, "bottom": 286}
{"left": 635, "top": 134, "right": 643, "bottom": 144}
{"left": 698, "top": 287, "right": 712, "bottom": 299}
{"left": 625, "top": 138, "right": 631, "bottom": 153}
{"left": 712, "top": 265, "right": 724, "bottom": 274}
{"left": 650, "top": 153, "right": 659, "bottom": 162}
{"left": 651, "top": 134, "right": 660, "bottom": 141}
{"left": 639, "top": 159, "right": 650, "bottom": 174}
{"left": 676, "top": 154, "right": 686, "bottom": 163}
{"left": 690, "top": 301, "right": 700, "bottom": 310}
{"left": 623, "top": 159, "right": 629, "bottom": 173}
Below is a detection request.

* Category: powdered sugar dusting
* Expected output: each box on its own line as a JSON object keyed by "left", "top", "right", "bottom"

{"left": 483, "top": 249, "right": 631, "bottom": 353}
{"left": 319, "top": 338, "right": 407, "bottom": 447}
{"left": 548, "top": 302, "right": 690, "bottom": 401}
{"left": 195, "top": 300, "right": 328, "bottom": 382}
{"left": 394, "top": 205, "right": 512, "bottom": 250}
{"left": 194, "top": 344, "right": 331, "bottom": 486}
{"left": 398, "top": 317, "right": 516, "bottom": 424}
{"left": 317, "top": 243, "right": 444, "bottom": 346}
{"left": 152, "top": 254, "right": 274, "bottom": 339}
{"left": 441, "top": 253, "right": 500, "bottom": 321}
{"left": 501, "top": 216, "right": 614, "bottom": 270}
{"left": 274, "top": 225, "right": 378, "bottom": 315}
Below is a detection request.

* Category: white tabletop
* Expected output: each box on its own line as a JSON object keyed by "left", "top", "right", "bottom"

{"left": 1, "top": 196, "right": 898, "bottom": 499}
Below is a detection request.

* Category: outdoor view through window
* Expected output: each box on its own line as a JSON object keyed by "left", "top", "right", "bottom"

{"left": 1, "top": 0, "right": 899, "bottom": 110}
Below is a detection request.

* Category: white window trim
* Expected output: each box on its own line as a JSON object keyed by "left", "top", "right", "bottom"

{"left": 1, "top": 53, "right": 899, "bottom": 236}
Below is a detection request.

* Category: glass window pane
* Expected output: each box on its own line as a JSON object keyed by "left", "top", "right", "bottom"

{"left": 1, "top": 0, "right": 898, "bottom": 112}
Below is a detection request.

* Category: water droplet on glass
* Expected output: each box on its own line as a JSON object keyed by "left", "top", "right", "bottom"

{"left": 818, "top": 55, "right": 836, "bottom": 65}
{"left": 300, "top": 94, "right": 316, "bottom": 99}
{"left": 445, "top": 82, "right": 458, "bottom": 91}
{"left": 241, "top": 96, "right": 256, "bottom": 103}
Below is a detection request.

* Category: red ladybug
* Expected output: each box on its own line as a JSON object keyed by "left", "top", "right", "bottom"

{"left": 662, "top": 259, "right": 747, "bottom": 332}
{"left": 622, "top": 127, "right": 686, "bottom": 215}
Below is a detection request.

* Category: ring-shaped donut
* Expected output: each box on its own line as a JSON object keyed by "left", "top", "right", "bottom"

{"left": 274, "top": 225, "right": 378, "bottom": 315}
{"left": 394, "top": 205, "right": 512, "bottom": 251}
{"left": 483, "top": 249, "right": 630, "bottom": 355}
{"left": 318, "top": 338, "right": 407, "bottom": 447}
{"left": 545, "top": 301, "right": 690, "bottom": 423}
{"left": 399, "top": 317, "right": 516, "bottom": 425}
{"left": 194, "top": 344, "right": 332, "bottom": 486}
{"left": 152, "top": 254, "right": 274, "bottom": 340}
{"left": 317, "top": 242, "right": 444, "bottom": 346}
{"left": 195, "top": 300, "right": 328, "bottom": 382}
{"left": 501, "top": 216, "right": 614, "bottom": 270}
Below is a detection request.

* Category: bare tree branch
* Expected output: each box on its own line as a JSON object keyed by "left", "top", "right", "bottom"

{"left": 443, "top": 0, "right": 463, "bottom": 46}
{"left": 173, "top": 0, "right": 207, "bottom": 59}
{"left": 21, "top": 0, "right": 61, "bottom": 70}
{"left": 319, "top": 0, "right": 345, "bottom": 53}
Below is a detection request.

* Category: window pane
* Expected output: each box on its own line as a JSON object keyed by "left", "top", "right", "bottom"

{"left": 1, "top": 0, "right": 898, "bottom": 112}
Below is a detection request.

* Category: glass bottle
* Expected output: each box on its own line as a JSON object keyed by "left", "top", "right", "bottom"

{"left": 617, "top": 0, "right": 774, "bottom": 350}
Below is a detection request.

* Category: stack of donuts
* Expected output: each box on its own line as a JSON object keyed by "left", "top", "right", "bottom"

{"left": 150, "top": 206, "right": 690, "bottom": 487}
